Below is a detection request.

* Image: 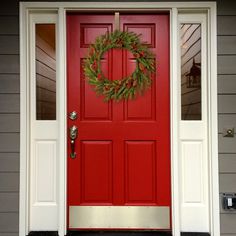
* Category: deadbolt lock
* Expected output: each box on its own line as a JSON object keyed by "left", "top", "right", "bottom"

{"left": 69, "top": 111, "right": 78, "bottom": 120}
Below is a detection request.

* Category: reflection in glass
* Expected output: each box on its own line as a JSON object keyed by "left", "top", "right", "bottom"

{"left": 181, "top": 24, "right": 201, "bottom": 120}
{"left": 36, "top": 24, "right": 56, "bottom": 120}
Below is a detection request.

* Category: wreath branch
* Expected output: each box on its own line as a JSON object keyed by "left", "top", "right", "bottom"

{"left": 84, "top": 30, "right": 156, "bottom": 101}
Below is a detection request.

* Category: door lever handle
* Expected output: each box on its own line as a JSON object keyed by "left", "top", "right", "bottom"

{"left": 69, "top": 125, "right": 78, "bottom": 158}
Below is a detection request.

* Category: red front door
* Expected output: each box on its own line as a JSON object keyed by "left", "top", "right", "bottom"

{"left": 67, "top": 13, "right": 170, "bottom": 230}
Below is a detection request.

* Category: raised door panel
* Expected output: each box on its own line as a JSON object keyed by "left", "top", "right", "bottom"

{"left": 125, "top": 141, "right": 156, "bottom": 204}
{"left": 81, "top": 141, "right": 113, "bottom": 204}
{"left": 122, "top": 22, "right": 156, "bottom": 121}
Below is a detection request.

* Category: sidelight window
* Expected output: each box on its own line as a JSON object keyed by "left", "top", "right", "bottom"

{"left": 180, "top": 23, "right": 202, "bottom": 120}
{"left": 35, "top": 24, "right": 56, "bottom": 120}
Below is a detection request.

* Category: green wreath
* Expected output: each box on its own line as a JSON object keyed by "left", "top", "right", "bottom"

{"left": 84, "top": 30, "right": 155, "bottom": 101}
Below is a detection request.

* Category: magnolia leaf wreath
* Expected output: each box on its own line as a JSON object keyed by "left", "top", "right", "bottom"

{"left": 84, "top": 30, "right": 156, "bottom": 101}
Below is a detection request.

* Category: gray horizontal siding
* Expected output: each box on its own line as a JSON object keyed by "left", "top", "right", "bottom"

{"left": 0, "top": 36, "right": 19, "bottom": 54}
{"left": 218, "top": 16, "right": 236, "bottom": 35}
{"left": 0, "top": 55, "right": 19, "bottom": 74}
{"left": 0, "top": 213, "right": 19, "bottom": 233}
{"left": 219, "top": 135, "right": 236, "bottom": 153}
{"left": 218, "top": 7, "right": 236, "bottom": 236}
{"left": 0, "top": 193, "right": 19, "bottom": 212}
{"left": 0, "top": 114, "right": 20, "bottom": 132}
{"left": 0, "top": 153, "right": 19, "bottom": 172}
{"left": 0, "top": 2, "right": 20, "bottom": 236}
{"left": 0, "top": 134, "right": 19, "bottom": 152}
{"left": 219, "top": 154, "right": 236, "bottom": 173}
{"left": 218, "top": 75, "right": 236, "bottom": 94}
{"left": 0, "top": 173, "right": 19, "bottom": 192}
{"left": 0, "top": 234, "right": 19, "bottom": 236}
{"left": 0, "top": 0, "right": 18, "bottom": 16}
{"left": 0, "top": 94, "right": 20, "bottom": 113}
{"left": 0, "top": 16, "right": 18, "bottom": 35}
{"left": 218, "top": 36, "right": 236, "bottom": 55}
{"left": 220, "top": 174, "right": 236, "bottom": 192}
{"left": 218, "top": 114, "right": 236, "bottom": 133}
{"left": 217, "top": 0, "right": 236, "bottom": 15}
{"left": 0, "top": 75, "right": 20, "bottom": 93}
{"left": 218, "top": 55, "right": 236, "bottom": 74}
{"left": 219, "top": 235, "right": 236, "bottom": 236}
{"left": 221, "top": 214, "right": 236, "bottom": 234}
{"left": 218, "top": 95, "right": 236, "bottom": 113}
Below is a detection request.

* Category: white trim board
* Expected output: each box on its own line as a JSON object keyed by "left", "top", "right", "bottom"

{"left": 19, "top": 2, "right": 219, "bottom": 236}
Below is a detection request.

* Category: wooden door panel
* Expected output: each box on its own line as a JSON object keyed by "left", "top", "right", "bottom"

{"left": 122, "top": 21, "right": 156, "bottom": 121}
{"left": 81, "top": 141, "right": 113, "bottom": 204}
{"left": 80, "top": 23, "right": 113, "bottom": 121}
{"left": 81, "top": 24, "right": 113, "bottom": 47}
{"left": 123, "top": 24, "right": 155, "bottom": 47}
{"left": 124, "top": 58, "right": 155, "bottom": 120}
{"left": 125, "top": 141, "right": 156, "bottom": 204}
{"left": 82, "top": 80, "right": 112, "bottom": 120}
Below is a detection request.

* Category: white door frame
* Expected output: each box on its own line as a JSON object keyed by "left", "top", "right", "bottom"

{"left": 19, "top": 2, "right": 219, "bottom": 236}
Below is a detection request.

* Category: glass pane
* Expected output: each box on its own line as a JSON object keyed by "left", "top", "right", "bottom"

{"left": 36, "top": 24, "right": 56, "bottom": 120}
{"left": 181, "top": 24, "right": 201, "bottom": 120}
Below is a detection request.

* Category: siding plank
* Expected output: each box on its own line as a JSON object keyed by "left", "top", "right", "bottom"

{"left": 218, "top": 95, "right": 236, "bottom": 113}
{"left": 0, "top": 17, "right": 18, "bottom": 35}
{"left": 221, "top": 235, "right": 236, "bottom": 236}
{"left": 0, "top": 114, "right": 20, "bottom": 132}
{"left": 221, "top": 214, "right": 236, "bottom": 234}
{"left": 219, "top": 135, "right": 236, "bottom": 153}
{"left": 217, "top": 0, "right": 236, "bottom": 16}
{"left": 0, "top": 0, "right": 18, "bottom": 16}
{"left": 0, "top": 134, "right": 19, "bottom": 153}
{"left": 218, "top": 114, "right": 236, "bottom": 133}
{"left": 0, "top": 213, "right": 18, "bottom": 233}
{"left": 0, "top": 173, "right": 19, "bottom": 192}
{"left": 0, "top": 153, "right": 19, "bottom": 172}
{"left": 219, "top": 154, "right": 236, "bottom": 173}
{"left": 0, "top": 234, "right": 19, "bottom": 236}
{"left": 0, "top": 75, "right": 20, "bottom": 93}
{"left": 220, "top": 173, "right": 236, "bottom": 192}
{"left": 218, "top": 75, "right": 236, "bottom": 94}
{"left": 0, "top": 55, "right": 19, "bottom": 74}
{"left": 0, "top": 94, "right": 20, "bottom": 113}
{"left": 218, "top": 36, "right": 236, "bottom": 55}
{"left": 218, "top": 16, "right": 236, "bottom": 35}
{"left": 0, "top": 193, "right": 19, "bottom": 212}
{"left": 218, "top": 56, "right": 236, "bottom": 74}
{"left": 0, "top": 36, "right": 19, "bottom": 55}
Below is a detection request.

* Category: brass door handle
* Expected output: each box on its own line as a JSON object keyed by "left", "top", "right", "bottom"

{"left": 69, "top": 125, "right": 78, "bottom": 158}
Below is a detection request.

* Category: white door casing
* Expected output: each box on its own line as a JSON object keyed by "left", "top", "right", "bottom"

{"left": 19, "top": 2, "right": 219, "bottom": 236}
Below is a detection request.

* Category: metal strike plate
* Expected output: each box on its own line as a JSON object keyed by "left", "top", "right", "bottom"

{"left": 223, "top": 127, "right": 234, "bottom": 137}
{"left": 69, "top": 111, "right": 78, "bottom": 120}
